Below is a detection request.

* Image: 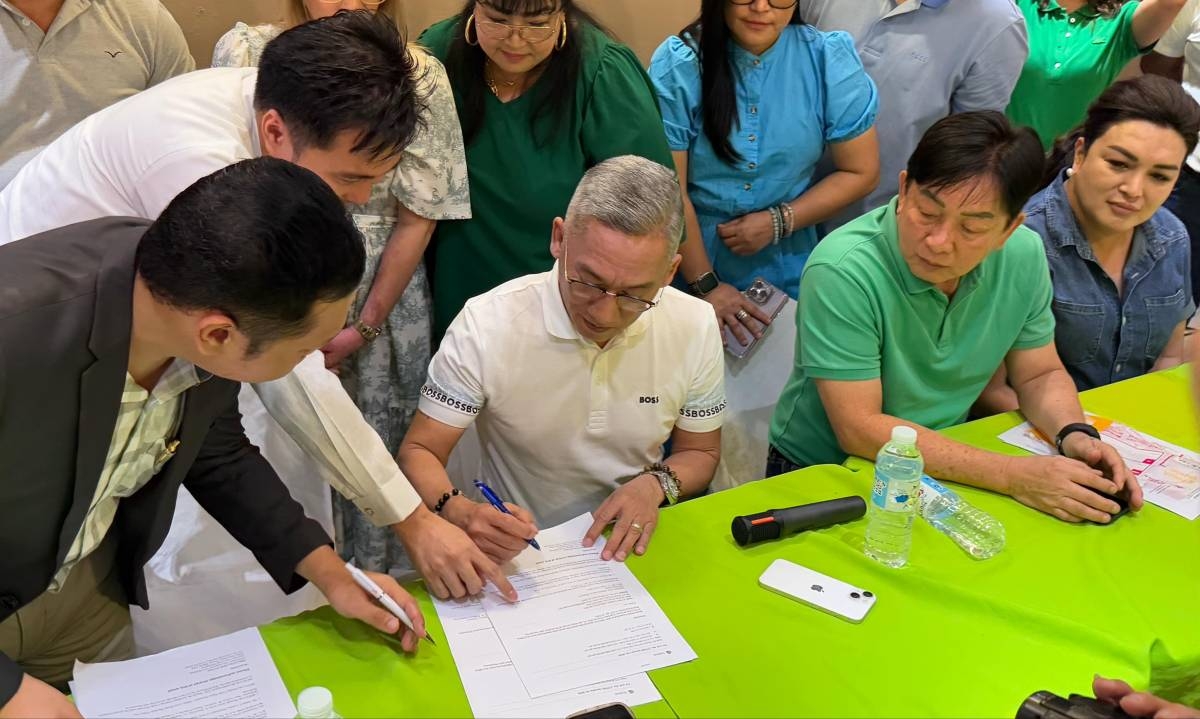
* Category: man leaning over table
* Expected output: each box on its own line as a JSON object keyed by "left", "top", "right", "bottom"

{"left": 0, "top": 160, "right": 429, "bottom": 719}
{"left": 398, "top": 156, "right": 726, "bottom": 564}
{"left": 768, "top": 111, "right": 1144, "bottom": 524}
{"left": 0, "top": 11, "right": 514, "bottom": 602}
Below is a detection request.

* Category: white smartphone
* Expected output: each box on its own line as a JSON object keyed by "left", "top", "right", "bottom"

{"left": 758, "top": 559, "right": 877, "bottom": 623}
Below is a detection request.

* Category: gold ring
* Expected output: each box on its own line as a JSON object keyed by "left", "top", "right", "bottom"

{"left": 630, "top": 522, "right": 644, "bottom": 534}
{"left": 735, "top": 309, "right": 749, "bottom": 321}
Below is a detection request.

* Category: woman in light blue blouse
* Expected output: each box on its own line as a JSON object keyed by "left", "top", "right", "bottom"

{"left": 650, "top": 0, "right": 880, "bottom": 345}
{"left": 979, "top": 76, "right": 1198, "bottom": 412}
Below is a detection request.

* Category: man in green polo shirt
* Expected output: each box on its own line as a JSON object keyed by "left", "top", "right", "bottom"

{"left": 769, "top": 111, "right": 1143, "bottom": 525}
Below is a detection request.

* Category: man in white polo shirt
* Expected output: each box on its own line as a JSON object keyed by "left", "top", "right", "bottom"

{"left": 0, "top": 0, "right": 194, "bottom": 189}
{"left": 0, "top": 12, "right": 516, "bottom": 602}
{"left": 399, "top": 156, "right": 726, "bottom": 564}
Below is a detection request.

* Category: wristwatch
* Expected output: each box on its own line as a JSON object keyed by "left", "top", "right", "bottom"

{"left": 644, "top": 462, "right": 681, "bottom": 506}
{"left": 354, "top": 318, "right": 383, "bottom": 343}
{"left": 688, "top": 271, "right": 719, "bottom": 297}
{"left": 1054, "top": 422, "right": 1101, "bottom": 455}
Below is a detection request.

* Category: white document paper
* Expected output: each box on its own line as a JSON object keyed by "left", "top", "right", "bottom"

{"left": 70, "top": 628, "right": 296, "bottom": 718}
{"left": 433, "top": 595, "right": 661, "bottom": 718}
{"left": 481, "top": 513, "right": 696, "bottom": 698}
{"left": 999, "top": 417, "right": 1200, "bottom": 520}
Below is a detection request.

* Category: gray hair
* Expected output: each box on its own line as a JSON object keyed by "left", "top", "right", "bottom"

{"left": 565, "top": 156, "right": 685, "bottom": 257}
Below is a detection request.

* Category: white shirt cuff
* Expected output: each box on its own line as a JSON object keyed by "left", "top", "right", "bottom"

{"left": 252, "top": 351, "right": 422, "bottom": 527}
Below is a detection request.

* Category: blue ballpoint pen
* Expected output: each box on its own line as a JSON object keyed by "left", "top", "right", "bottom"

{"left": 474, "top": 479, "right": 541, "bottom": 550}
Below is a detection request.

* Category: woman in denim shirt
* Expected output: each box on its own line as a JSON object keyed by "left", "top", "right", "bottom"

{"left": 981, "top": 76, "right": 1199, "bottom": 411}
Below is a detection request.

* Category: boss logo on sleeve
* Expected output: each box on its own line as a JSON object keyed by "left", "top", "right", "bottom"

{"left": 639, "top": 396, "right": 660, "bottom": 404}
{"left": 420, "top": 384, "right": 481, "bottom": 415}
{"left": 679, "top": 400, "right": 727, "bottom": 419}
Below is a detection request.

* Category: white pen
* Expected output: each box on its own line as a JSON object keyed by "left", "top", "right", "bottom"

{"left": 344, "top": 561, "right": 436, "bottom": 646}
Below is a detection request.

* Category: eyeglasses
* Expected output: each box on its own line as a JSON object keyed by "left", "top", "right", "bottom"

{"left": 728, "top": 0, "right": 799, "bottom": 9}
{"left": 474, "top": 17, "right": 561, "bottom": 43}
{"left": 561, "top": 245, "right": 662, "bottom": 314}
{"left": 317, "top": 0, "right": 387, "bottom": 6}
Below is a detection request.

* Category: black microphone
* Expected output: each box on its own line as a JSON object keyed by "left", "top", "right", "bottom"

{"left": 731, "top": 496, "right": 867, "bottom": 547}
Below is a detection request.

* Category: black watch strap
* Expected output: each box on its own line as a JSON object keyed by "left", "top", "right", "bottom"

{"left": 1055, "top": 422, "right": 1101, "bottom": 455}
{"left": 689, "top": 271, "right": 719, "bottom": 297}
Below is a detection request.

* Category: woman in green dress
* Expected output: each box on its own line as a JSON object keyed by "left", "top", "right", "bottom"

{"left": 420, "top": 0, "right": 675, "bottom": 339}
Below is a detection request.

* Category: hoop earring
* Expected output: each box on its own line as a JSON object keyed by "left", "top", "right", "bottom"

{"left": 556, "top": 20, "right": 567, "bottom": 50}
{"left": 464, "top": 15, "right": 479, "bottom": 46}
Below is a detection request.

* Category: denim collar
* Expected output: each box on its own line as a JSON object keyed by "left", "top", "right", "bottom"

{"left": 1039, "top": 171, "right": 1167, "bottom": 265}
{"left": 730, "top": 27, "right": 788, "bottom": 68}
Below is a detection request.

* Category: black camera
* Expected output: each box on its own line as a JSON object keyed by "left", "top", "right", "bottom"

{"left": 1017, "top": 691, "right": 1133, "bottom": 719}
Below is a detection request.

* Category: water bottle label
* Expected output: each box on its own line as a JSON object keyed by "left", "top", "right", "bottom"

{"left": 917, "top": 475, "right": 953, "bottom": 514}
{"left": 872, "top": 471, "right": 913, "bottom": 511}
{"left": 871, "top": 475, "right": 886, "bottom": 508}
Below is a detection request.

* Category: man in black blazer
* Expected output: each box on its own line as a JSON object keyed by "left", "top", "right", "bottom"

{"left": 0, "top": 158, "right": 428, "bottom": 717}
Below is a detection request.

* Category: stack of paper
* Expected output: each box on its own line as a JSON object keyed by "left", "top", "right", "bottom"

{"left": 70, "top": 628, "right": 295, "bottom": 718}
{"left": 999, "top": 417, "right": 1200, "bottom": 520}
{"left": 434, "top": 513, "right": 696, "bottom": 718}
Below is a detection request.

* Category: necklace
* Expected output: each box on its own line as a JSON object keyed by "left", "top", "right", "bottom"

{"left": 485, "top": 63, "right": 519, "bottom": 98}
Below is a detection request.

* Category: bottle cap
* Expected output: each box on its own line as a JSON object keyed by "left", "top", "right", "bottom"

{"left": 891, "top": 426, "right": 918, "bottom": 445}
{"left": 297, "top": 687, "right": 334, "bottom": 719}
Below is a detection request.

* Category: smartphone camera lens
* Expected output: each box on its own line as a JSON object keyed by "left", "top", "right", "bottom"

{"left": 863, "top": 591, "right": 873, "bottom": 598}
{"left": 850, "top": 592, "right": 860, "bottom": 599}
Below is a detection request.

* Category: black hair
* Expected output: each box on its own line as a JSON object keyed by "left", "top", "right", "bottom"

{"left": 444, "top": 0, "right": 607, "bottom": 146}
{"left": 681, "top": 2, "right": 803, "bottom": 166}
{"left": 905, "top": 111, "right": 1045, "bottom": 223}
{"left": 136, "top": 158, "right": 365, "bottom": 355}
{"left": 1035, "top": 0, "right": 1125, "bottom": 18}
{"left": 257, "top": 10, "right": 427, "bottom": 161}
{"left": 1043, "top": 75, "right": 1200, "bottom": 188}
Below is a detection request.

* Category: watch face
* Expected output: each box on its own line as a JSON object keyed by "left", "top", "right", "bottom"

{"left": 693, "top": 272, "right": 719, "bottom": 295}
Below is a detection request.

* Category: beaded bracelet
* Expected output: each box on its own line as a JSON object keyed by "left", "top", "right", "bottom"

{"left": 433, "top": 488, "right": 461, "bottom": 514}
{"left": 769, "top": 205, "right": 784, "bottom": 245}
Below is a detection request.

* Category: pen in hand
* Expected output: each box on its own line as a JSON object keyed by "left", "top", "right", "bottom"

{"left": 474, "top": 480, "right": 541, "bottom": 551}
{"left": 344, "top": 561, "right": 437, "bottom": 646}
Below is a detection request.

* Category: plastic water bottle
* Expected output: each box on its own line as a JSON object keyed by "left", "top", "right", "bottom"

{"left": 864, "top": 426, "right": 923, "bottom": 568}
{"left": 918, "top": 476, "right": 1006, "bottom": 559}
{"left": 297, "top": 687, "right": 342, "bottom": 719}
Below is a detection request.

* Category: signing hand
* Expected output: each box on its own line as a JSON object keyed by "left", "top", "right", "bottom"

{"left": 321, "top": 326, "right": 366, "bottom": 375}
{"left": 394, "top": 505, "right": 518, "bottom": 602}
{"left": 703, "top": 282, "right": 772, "bottom": 348}
{"left": 297, "top": 546, "right": 426, "bottom": 652}
{"left": 442, "top": 496, "right": 538, "bottom": 565}
{"left": 717, "top": 211, "right": 774, "bottom": 256}
{"left": 583, "top": 474, "right": 663, "bottom": 561}
{"left": 1094, "top": 676, "right": 1200, "bottom": 718}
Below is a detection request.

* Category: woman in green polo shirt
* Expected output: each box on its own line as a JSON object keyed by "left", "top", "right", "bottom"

{"left": 420, "top": 0, "right": 675, "bottom": 339}
{"left": 1006, "top": 0, "right": 1186, "bottom": 150}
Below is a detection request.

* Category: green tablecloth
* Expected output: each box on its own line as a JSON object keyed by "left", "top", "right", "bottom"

{"left": 260, "top": 367, "right": 1198, "bottom": 717}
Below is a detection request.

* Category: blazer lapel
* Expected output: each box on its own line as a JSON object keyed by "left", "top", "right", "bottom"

{"left": 56, "top": 239, "right": 137, "bottom": 566}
